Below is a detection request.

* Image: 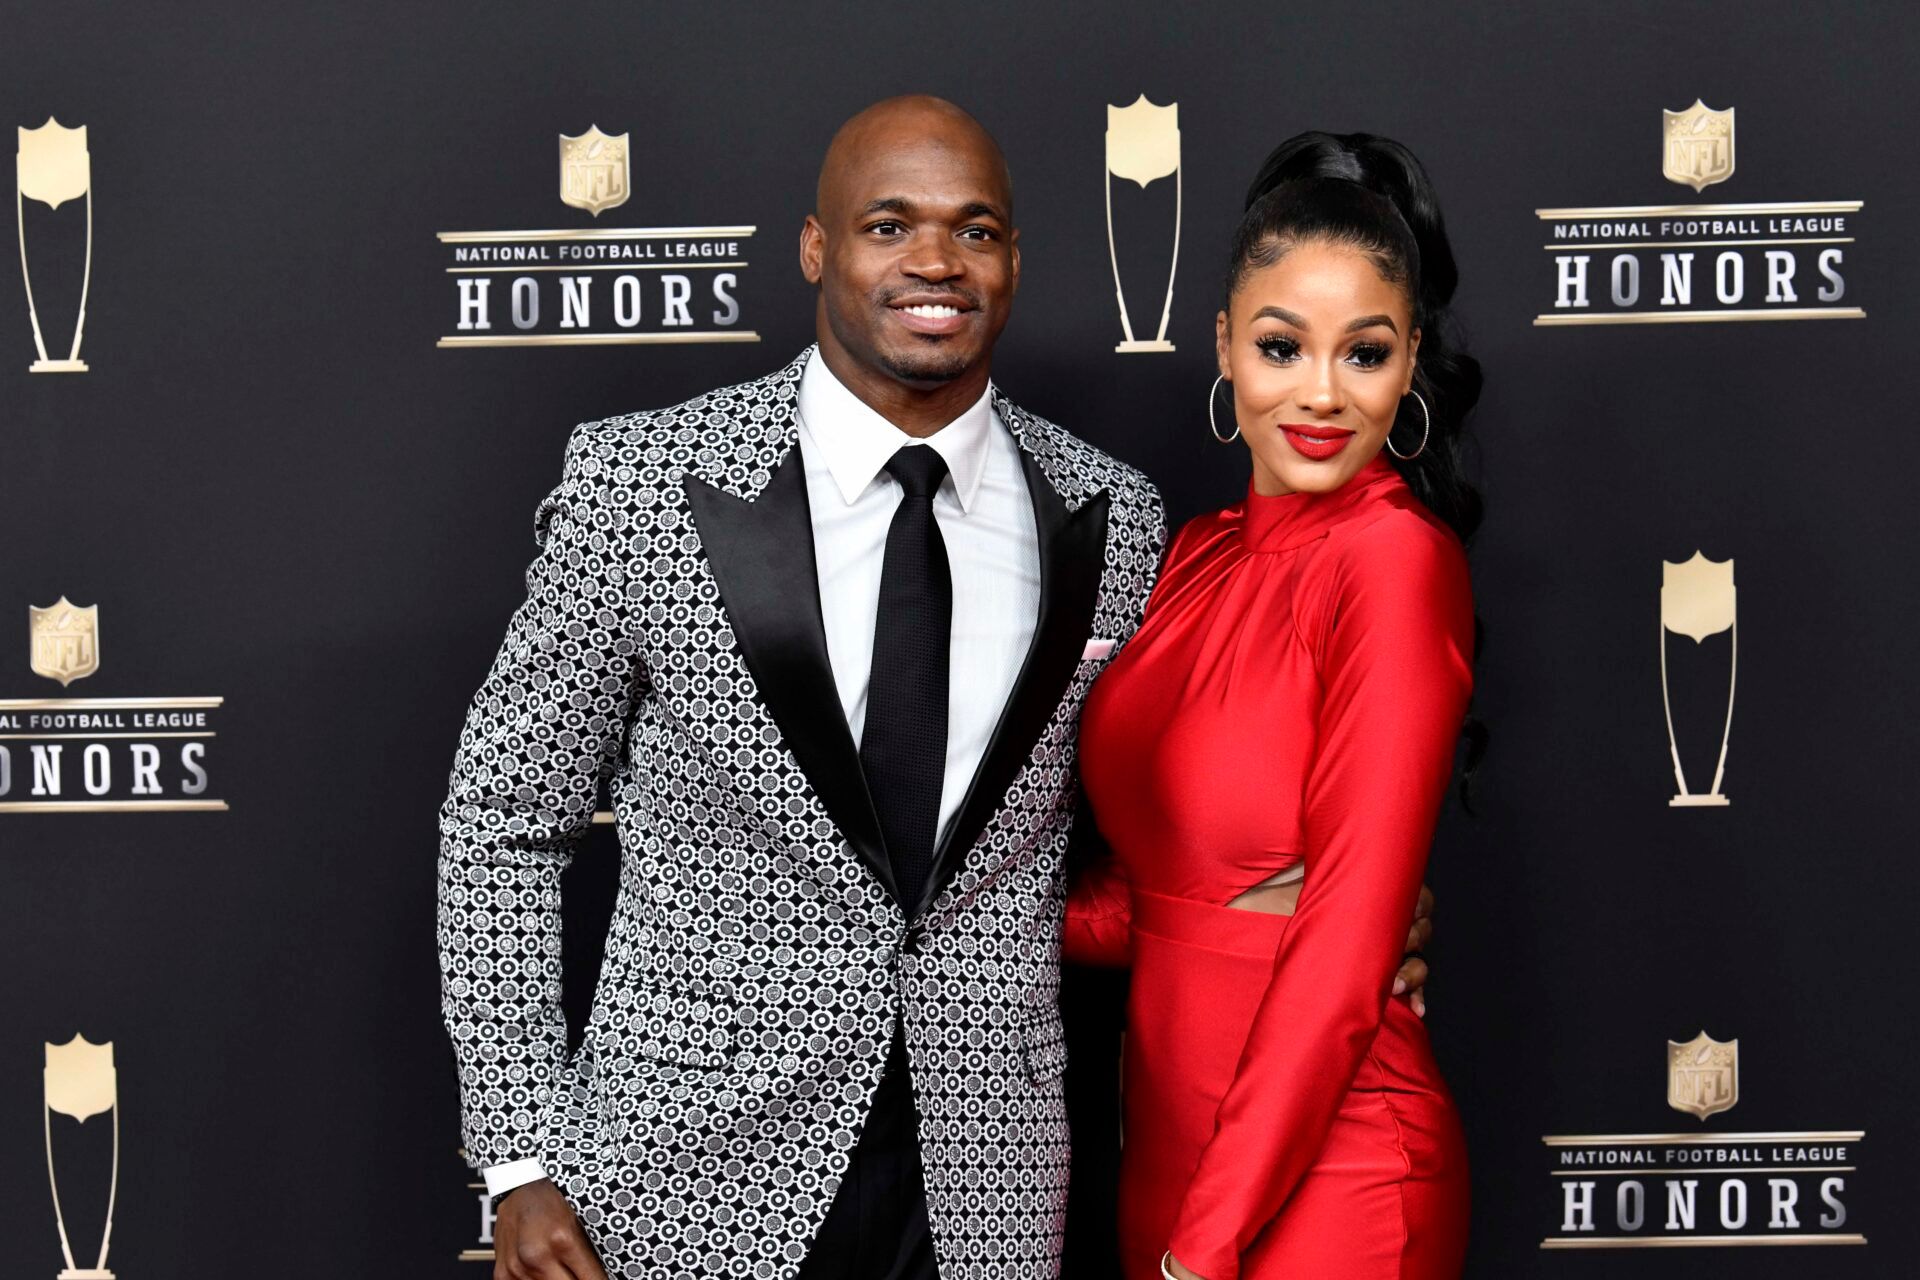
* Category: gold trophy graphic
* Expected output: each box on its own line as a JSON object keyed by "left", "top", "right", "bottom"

{"left": 44, "top": 1035, "right": 118, "bottom": 1280}
{"left": 1104, "top": 95, "right": 1180, "bottom": 354}
{"left": 17, "top": 118, "right": 93, "bottom": 373}
{"left": 1660, "top": 551, "right": 1735, "bottom": 806}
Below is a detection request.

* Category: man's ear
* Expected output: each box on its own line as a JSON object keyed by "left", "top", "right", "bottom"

{"left": 1009, "top": 226, "right": 1021, "bottom": 296}
{"left": 798, "top": 214, "right": 825, "bottom": 286}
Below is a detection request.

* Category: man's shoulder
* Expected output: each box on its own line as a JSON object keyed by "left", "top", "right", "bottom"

{"left": 999, "top": 399, "right": 1162, "bottom": 521}
{"left": 567, "top": 359, "right": 800, "bottom": 460}
{"left": 543, "top": 356, "right": 811, "bottom": 504}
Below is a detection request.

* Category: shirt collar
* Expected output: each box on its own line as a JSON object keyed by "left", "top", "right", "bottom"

{"left": 796, "top": 347, "right": 997, "bottom": 512}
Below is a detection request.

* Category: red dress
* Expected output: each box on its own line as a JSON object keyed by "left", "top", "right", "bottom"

{"left": 1068, "top": 454, "right": 1473, "bottom": 1280}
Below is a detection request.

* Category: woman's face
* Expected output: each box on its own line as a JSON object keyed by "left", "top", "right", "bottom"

{"left": 1215, "top": 238, "right": 1421, "bottom": 497}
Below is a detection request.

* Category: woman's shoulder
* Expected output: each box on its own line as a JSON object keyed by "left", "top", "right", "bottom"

{"left": 1300, "top": 489, "right": 1473, "bottom": 649}
{"left": 1154, "top": 501, "right": 1246, "bottom": 568}
{"left": 1322, "top": 487, "right": 1468, "bottom": 585}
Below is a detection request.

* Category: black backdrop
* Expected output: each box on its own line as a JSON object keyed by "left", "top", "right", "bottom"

{"left": 5, "top": 2, "right": 1914, "bottom": 1275}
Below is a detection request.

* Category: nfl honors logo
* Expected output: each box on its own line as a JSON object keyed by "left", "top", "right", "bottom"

{"left": 1535, "top": 100, "right": 1859, "bottom": 325}
{"left": 1668, "top": 1030, "right": 1739, "bottom": 1120}
{"left": 436, "top": 124, "right": 753, "bottom": 348}
{"left": 1663, "top": 100, "right": 1736, "bottom": 192}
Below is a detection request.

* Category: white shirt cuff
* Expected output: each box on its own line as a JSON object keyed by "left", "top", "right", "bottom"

{"left": 482, "top": 1158, "right": 549, "bottom": 1198}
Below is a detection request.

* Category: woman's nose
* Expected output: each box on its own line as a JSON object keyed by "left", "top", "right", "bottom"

{"left": 1297, "top": 360, "right": 1346, "bottom": 415}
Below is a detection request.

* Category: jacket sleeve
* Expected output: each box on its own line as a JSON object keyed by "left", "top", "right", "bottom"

{"left": 1166, "top": 519, "right": 1473, "bottom": 1280}
{"left": 436, "top": 423, "right": 649, "bottom": 1172}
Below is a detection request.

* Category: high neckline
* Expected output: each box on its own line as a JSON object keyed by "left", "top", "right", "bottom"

{"left": 1238, "top": 453, "right": 1407, "bottom": 552}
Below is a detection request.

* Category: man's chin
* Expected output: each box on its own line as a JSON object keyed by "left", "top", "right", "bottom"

{"left": 877, "top": 341, "right": 976, "bottom": 385}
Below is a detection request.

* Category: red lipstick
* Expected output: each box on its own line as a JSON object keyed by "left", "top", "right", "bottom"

{"left": 1280, "top": 423, "right": 1355, "bottom": 461}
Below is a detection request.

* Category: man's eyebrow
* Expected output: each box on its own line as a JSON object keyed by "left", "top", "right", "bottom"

{"left": 856, "top": 197, "right": 1008, "bottom": 223}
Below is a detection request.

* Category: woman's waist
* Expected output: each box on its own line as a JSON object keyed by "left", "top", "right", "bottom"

{"left": 1129, "top": 884, "right": 1297, "bottom": 958}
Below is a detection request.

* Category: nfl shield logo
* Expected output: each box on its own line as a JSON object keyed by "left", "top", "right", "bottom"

{"left": 1668, "top": 1030, "right": 1739, "bottom": 1120}
{"left": 1663, "top": 100, "right": 1735, "bottom": 192}
{"left": 29, "top": 596, "right": 99, "bottom": 686}
{"left": 559, "top": 125, "right": 630, "bottom": 216}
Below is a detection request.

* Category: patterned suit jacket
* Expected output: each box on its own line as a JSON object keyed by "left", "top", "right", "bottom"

{"left": 438, "top": 346, "right": 1165, "bottom": 1278}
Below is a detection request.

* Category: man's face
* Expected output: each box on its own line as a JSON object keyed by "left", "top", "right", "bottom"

{"left": 802, "top": 128, "right": 1019, "bottom": 387}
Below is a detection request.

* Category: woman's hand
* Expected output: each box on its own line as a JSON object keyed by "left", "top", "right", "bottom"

{"left": 1163, "top": 1252, "right": 1208, "bottom": 1280}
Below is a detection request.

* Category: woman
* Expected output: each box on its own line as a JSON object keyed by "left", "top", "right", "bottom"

{"left": 1066, "top": 133, "right": 1482, "bottom": 1280}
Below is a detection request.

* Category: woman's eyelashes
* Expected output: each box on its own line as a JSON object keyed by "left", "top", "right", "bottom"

{"left": 1254, "top": 333, "right": 1300, "bottom": 362}
{"left": 1252, "top": 332, "right": 1395, "bottom": 369}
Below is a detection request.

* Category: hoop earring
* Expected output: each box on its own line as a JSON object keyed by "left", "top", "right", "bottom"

{"left": 1208, "top": 375, "right": 1239, "bottom": 444}
{"left": 1388, "top": 389, "right": 1430, "bottom": 461}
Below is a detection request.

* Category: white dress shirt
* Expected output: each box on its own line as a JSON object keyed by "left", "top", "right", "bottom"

{"left": 485, "top": 350, "right": 1041, "bottom": 1199}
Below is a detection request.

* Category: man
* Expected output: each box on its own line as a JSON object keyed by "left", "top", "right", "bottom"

{"left": 438, "top": 96, "right": 1432, "bottom": 1280}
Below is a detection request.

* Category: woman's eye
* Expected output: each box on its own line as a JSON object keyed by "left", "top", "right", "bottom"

{"left": 1255, "top": 335, "right": 1300, "bottom": 362}
{"left": 1348, "top": 342, "right": 1391, "bottom": 368}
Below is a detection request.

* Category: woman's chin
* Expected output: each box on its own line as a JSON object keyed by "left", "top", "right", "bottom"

{"left": 1253, "top": 451, "right": 1365, "bottom": 497}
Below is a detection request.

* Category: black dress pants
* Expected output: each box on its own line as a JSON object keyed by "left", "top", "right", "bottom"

{"left": 796, "top": 1025, "right": 940, "bottom": 1280}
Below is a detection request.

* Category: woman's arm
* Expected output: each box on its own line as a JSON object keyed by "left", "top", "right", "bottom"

{"left": 1165, "top": 519, "right": 1474, "bottom": 1280}
{"left": 1064, "top": 851, "right": 1134, "bottom": 967}
{"left": 1063, "top": 787, "right": 1134, "bottom": 967}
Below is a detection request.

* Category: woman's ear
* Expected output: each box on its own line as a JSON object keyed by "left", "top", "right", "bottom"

{"left": 1215, "top": 310, "right": 1231, "bottom": 378}
{"left": 1404, "top": 326, "right": 1423, "bottom": 395}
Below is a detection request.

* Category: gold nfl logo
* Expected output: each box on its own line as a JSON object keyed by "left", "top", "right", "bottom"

{"left": 1663, "top": 100, "right": 1735, "bottom": 192}
{"left": 1667, "top": 1030, "right": 1739, "bottom": 1120}
{"left": 29, "top": 596, "right": 99, "bottom": 686}
{"left": 559, "top": 125, "right": 630, "bottom": 216}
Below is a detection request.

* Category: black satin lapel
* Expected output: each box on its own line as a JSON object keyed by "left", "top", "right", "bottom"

{"left": 683, "top": 454, "right": 895, "bottom": 900}
{"left": 914, "top": 456, "right": 1110, "bottom": 919}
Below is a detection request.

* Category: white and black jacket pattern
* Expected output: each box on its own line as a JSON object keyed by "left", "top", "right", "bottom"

{"left": 438, "top": 347, "right": 1165, "bottom": 1278}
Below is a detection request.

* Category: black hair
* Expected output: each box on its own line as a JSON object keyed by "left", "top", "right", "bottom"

{"left": 1230, "top": 132, "right": 1488, "bottom": 802}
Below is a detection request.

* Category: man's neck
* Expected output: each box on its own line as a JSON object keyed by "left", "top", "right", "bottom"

{"left": 815, "top": 332, "right": 991, "bottom": 439}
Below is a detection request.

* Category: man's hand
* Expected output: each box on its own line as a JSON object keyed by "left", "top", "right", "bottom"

{"left": 1391, "top": 883, "right": 1435, "bottom": 1018}
{"left": 1225, "top": 879, "right": 1435, "bottom": 1017}
{"left": 494, "top": 1179, "right": 607, "bottom": 1280}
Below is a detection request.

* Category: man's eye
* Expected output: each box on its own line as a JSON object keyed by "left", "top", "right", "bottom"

{"left": 869, "top": 221, "right": 904, "bottom": 235}
{"left": 959, "top": 226, "right": 996, "bottom": 241}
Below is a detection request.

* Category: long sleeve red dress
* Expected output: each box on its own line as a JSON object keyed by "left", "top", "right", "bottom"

{"left": 1068, "top": 453, "right": 1474, "bottom": 1280}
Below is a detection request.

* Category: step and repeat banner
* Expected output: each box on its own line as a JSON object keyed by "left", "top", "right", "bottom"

{"left": 5, "top": 2, "right": 1914, "bottom": 1276}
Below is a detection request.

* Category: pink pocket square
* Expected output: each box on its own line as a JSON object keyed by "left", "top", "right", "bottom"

{"left": 1081, "top": 638, "right": 1116, "bottom": 661}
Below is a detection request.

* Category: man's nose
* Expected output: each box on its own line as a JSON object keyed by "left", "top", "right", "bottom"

{"left": 900, "top": 233, "right": 964, "bottom": 282}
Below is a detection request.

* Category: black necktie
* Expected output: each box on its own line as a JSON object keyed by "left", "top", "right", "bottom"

{"left": 860, "top": 445, "right": 953, "bottom": 918}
